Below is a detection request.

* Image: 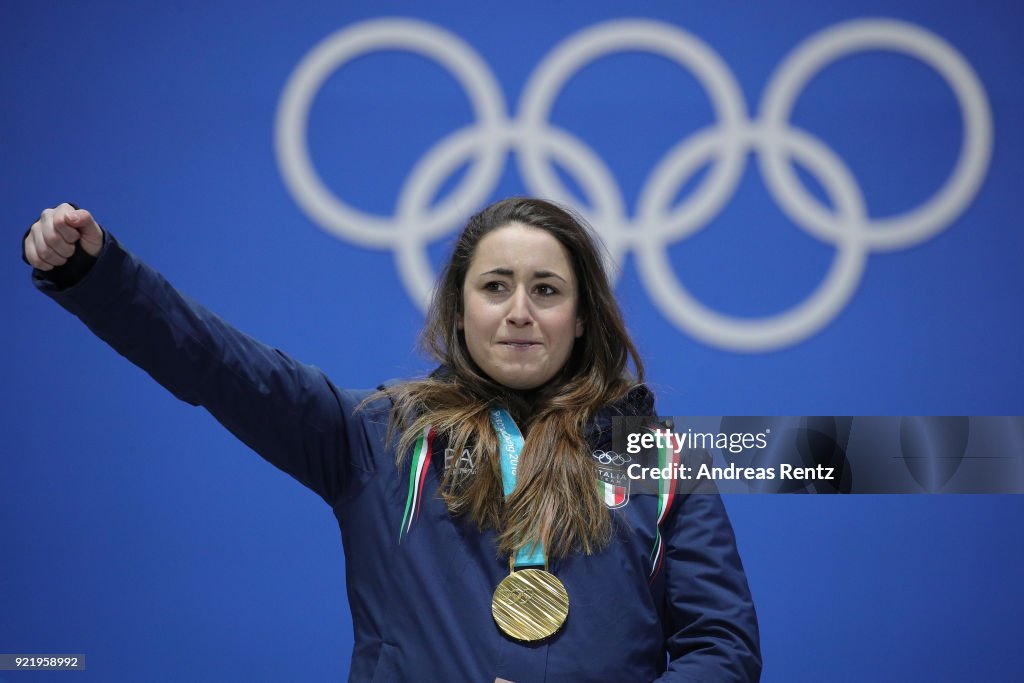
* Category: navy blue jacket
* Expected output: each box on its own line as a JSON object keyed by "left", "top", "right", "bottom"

{"left": 33, "top": 233, "right": 761, "bottom": 682}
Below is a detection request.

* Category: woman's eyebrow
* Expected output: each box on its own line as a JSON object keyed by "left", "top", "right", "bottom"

{"left": 478, "top": 267, "right": 567, "bottom": 283}
{"left": 478, "top": 268, "right": 514, "bottom": 278}
{"left": 534, "top": 269, "right": 567, "bottom": 283}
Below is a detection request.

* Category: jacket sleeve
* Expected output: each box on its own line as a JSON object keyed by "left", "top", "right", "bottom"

{"left": 30, "top": 231, "right": 369, "bottom": 507}
{"left": 654, "top": 482, "right": 763, "bottom": 682}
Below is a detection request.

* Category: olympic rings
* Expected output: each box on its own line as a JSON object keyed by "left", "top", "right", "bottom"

{"left": 592, "top": 451, "right": 632, "bottom": 467}
{"left": 274, "top": 17, "right": 992, "bottom": 351}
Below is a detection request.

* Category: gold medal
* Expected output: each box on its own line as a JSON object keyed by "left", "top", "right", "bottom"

{"left": 491, "top": 561, "right": 569, "bottom": 642}
{"left": 488, "top": 409, "right": 569, "bottom": 641}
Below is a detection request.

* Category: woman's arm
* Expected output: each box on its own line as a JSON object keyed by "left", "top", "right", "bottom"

{"left": 655, "top": 484, "right": 763, "bottom": 682}
{"left": 24, "top": 204, "right": 369, "bottom": 506}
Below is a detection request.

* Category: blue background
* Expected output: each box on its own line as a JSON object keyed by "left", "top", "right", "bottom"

{"left": 3, "top": 1, "right": 1023, "bottom": 680}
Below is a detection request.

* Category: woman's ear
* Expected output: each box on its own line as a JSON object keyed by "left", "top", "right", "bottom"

{"left": 457, "top": 314, "right": 464, "bottom": 331}
{"left": 575, "top": 317, "right": 584, "bottom": 338}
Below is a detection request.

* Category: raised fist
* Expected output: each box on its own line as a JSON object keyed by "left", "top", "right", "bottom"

{"left": 24, "top": 203, "right": 104, "bottom": 271}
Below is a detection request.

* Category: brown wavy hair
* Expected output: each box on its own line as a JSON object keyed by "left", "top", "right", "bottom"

{"left": 372, "top": 197, "right": 644, "bottom": 559}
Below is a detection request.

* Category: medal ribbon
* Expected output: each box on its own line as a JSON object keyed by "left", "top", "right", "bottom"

{"left": 490, "top": 407, "right": 546, "bottom": 567}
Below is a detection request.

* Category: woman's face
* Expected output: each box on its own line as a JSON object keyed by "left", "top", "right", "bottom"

{"left": 461, "top": 223, "right": 583, "bottom": 391}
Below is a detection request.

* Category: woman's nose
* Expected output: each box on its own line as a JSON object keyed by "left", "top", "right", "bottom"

{"left": 505, "top": 287, "right": 533, "bottom": 326}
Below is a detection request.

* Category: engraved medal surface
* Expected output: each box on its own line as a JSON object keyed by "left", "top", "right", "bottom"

{"left": 491, "top": 568, "right": 569, "bottom": 641}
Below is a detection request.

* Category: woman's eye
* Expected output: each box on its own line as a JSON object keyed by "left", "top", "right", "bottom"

{"left": 484, "top": 281, "right": 506, "bottom": 292}
{"left": 535, "top": 284, "right": 558, "bottom": 296}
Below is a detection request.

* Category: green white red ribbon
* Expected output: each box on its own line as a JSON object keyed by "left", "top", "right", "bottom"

{"left": 399, "top": 426, "right": 435, "bottom": 542}
{"left": 648, "top": 424, "right": 679, "bottom": 582}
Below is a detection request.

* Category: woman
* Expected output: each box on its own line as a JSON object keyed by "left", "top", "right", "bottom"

{"left": 24, "top": 197, "right": 761, "bottom": 681}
